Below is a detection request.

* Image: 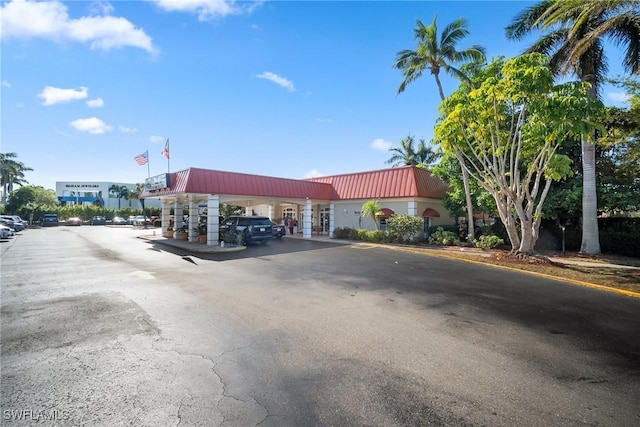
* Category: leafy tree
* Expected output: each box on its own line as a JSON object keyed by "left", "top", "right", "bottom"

{"left": 393, "top": 16, "right": 486, "bottom": 243}
{"left": 220, "top": 204, "right": 242, "bottom": 218}
{"left": 505, "top": 0, "right": 640, "bottom": 254}
{"left": 0, "top": 153, "right": 33, "bottom": 203}
{"left": 432, "top": 151, "right": 496, "bottom": 222}
{"left": 5, "top": 185, "right": 57, "bottom": 214}
{"left": 435, "top": 54, "right": 603, "bottom": 256}
{"left": 386, "top": 135, "right": 440, "bottom": 167}
{"left": 361, "top": 199, "right": 381, "bottom": 230}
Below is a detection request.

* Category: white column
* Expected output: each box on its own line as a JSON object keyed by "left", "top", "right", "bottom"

{"left": 244, "top": 206, "right": 251, "bottom": 216}
{"left": 408, "top": 200, "right": 418, "bottom": 217}
{"left": 329, "top": 203, "right": 335, "bottom": 237}
{"left": 267, "top": 205, "right": 273, "bottom": 221}
{"left": 174, "top": 203, "right": 184, "bottom": 231}
{"left": 207, "top": 195, "right": 220, "bottom": 246}
{"left": 303, "top": 199, "right": 312, "bottom": 238}
{"left": 188, "top": 195, "right": 199, "bottom": 242}
{"left": 161, "top": 198, "right": 172, "bottom": 236}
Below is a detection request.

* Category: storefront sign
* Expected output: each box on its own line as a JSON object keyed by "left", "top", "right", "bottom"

{"left": 145, "top": 173, "right": 170, "bottom": 191}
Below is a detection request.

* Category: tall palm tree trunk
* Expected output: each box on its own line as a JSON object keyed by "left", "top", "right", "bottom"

{"left": 580, "top": 65, "right": 601, "bottom": 255}
{"left": 580, "top": 136, "right": 600, "bottom": 254}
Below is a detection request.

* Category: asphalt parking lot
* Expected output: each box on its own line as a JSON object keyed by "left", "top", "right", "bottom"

{"left": 2, "top": 226, "right": 639, "bottom": 426}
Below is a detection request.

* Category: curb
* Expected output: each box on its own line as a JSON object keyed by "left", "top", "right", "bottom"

{"left": 137, "top": 235, "right": 246, "bottom": 253}
{"left": 357, "top": 242, "right": 640, "bottom": 300}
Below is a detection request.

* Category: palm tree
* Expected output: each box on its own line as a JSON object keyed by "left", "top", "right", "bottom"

{"left": 415, "top": 138, "right": 442, "bottom": 167}
{"left": 387, "top": 135, "right": 442, "bottom": 168}
{"left": 361, "top": 199, "right": 381, "bottom": 230}
{"left": 127, "top": 183, "right": 145, "bottom": 207}
{"left": 0, "top": 153, "right": 33, "bottom": 203}
{"left": 386, "top": 135, "right": 417, "bottom": 166}
{"left": 108, "top": 184, "right": 129, "bottom": 209}
{"left": 505, "top": 0, "right": 640, "bottom": 255}
{"left": 394, "top": 16, "right": 486, "bottom": 242}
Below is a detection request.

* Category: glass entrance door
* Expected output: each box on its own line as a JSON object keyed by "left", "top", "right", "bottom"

{"left": 320, "top": 208, "right": 330, "bottom": 233}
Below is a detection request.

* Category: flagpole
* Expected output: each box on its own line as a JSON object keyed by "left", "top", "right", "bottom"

{"left": 167, "top": 139, "right": 170, "bottom": 174}
{"left": 144, "top": 150, "right": 149, "bottom": 229}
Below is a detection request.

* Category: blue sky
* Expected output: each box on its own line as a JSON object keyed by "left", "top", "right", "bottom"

{"left": 1, "top": 0, "right": 632, "bottom": 191}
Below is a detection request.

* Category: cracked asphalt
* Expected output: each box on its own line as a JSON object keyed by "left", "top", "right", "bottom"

{"left": 1, "top": 226, "right": 639, "bottom": 426}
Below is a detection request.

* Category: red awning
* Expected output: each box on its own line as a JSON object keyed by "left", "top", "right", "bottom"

{"left": 422, "top": 208, "right": 440, "bottom": 218}
{"left": 375, "top": 208, "right": 395, "bottom": 217}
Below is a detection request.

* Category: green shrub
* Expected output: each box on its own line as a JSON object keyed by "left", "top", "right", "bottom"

{"left": 388, "top": 214, "right": 424, "bottom": 243}
{"left": 428, "top": 227, "right": 460, "bottom": 246}
{"left": 348, "top": 228, "right": 360, "bottom": 240}
{"left": 600, "top": 231, "right": 640, "bottom": 258}
{"left": 359, "top": 229, "right": 388, "bottom": 243}
{"left": 474, "top": 234, "right": 504, "bottom": 250}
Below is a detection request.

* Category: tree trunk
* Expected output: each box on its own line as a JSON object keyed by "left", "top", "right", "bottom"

{"left": 434, "top": 74, "right": 446, "bottom": 101}
{"left": 455, "top": 151, "right": 475, "bottom": 244}
{"left": 518, "top": 220, "right": 536, "bottom": 255}
{"left": 580, "top": 137, "right": 600, "bottom": 254}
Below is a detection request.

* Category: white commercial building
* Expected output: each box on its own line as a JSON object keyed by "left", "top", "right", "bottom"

{"left": 56, "top": 181, "right": 160, "bottom": 210}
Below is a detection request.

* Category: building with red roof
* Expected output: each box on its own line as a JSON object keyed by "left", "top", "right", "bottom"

{"left": 141, "top": 165, "right": 451, "bottom": 245}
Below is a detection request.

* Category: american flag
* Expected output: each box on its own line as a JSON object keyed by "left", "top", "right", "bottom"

{"left": 162, "top": 139, "right": 170, "bottom": 159}
{"left": 134, "top": 150, "right": 148, "bottom": 165}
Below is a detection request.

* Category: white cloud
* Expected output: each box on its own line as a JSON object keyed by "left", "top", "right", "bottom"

{"left": 89, "top": 1, "right": 114, "bottom": 16}
{"left": 2, "top": 80, "right": 11, "bottom": 87}
{"left": 87, "top": 97, "right": 104, "bottom": 108}
{"left": 304, "top": 169, "right": 324, "bottom": 179}
{"left": 149, "top": 135, "right": 165, "bottom": 143}
{"left": 38, "top": 86, "right": 88, "bottom": 106}
{"left": 608, "top": 91, "right": 630, "bottom": 103}
{"left": 255, "top": 71, "right": 295, "bottom": 92}
{"left": 151, "top": 0, "right": 262, "bottom": 21}
{"left": 0, "top": 0, "right": 156, "bottom": 54}
{"left": 370, "top": 138, "right": 393, "bottom": 151}
{"left": 70, "top": 117, "right": 113, "bottom": 134}
{"left": 119, "top": 125, "right": 137, "bottom": 133}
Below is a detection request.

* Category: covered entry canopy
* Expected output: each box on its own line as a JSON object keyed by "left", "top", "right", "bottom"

{"left": 422, "top": 208, "right": 440, "bottom": 217}
{"left": 141, "top": 167, "right": 335, "bottom": 203}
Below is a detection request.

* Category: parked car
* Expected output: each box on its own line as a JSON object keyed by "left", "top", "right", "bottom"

{"left": 65, "top": 217, "right": 82, "bottom": 226}
{"left": 132, "top": 215, "right": 151, "bottom": 226}
{"left": 1, "top": 217, "right": 17, "bottom": 231}
{"left": 1, "top": 215, "right": 25, "bottom": 231}
{"left": 9, "top": 215, "right": 28, "bottom": 229}
{"left": 219, "top": 216, "right": 273, "bottom": 245}
{"left": 40, "top": 214, "right": 59, "bottom": 227}
{"left": 127, "top": 215, "right": 137, "bottom": 225}
{"left": 89, "top": 216, "right": 106, "bottom": 225}
{"left": 0, "top": 224, "right": 13, "bottom": 238}
{"left": 112, "top": 216, "right": 128, "bottom": 225}
{"left": 271, "top": 222, "right": 285, "bottom": 239}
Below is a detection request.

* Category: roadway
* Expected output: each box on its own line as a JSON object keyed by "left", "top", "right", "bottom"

{"left": 1, "top": 226, "right": 639, "bottom": 426}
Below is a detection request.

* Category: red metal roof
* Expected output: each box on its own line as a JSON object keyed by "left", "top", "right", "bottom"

{"left": 142, "top": 165, "right": 448, "bottom": 201}
{"left": 142, "top": 168, "right": 335, "bottom": 199}
{"left": 307, "top": 166, "right": 449, "bottom": 200}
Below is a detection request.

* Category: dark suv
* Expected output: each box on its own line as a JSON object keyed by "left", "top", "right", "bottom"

{"left": 40, "top": 214, "right": 59, "bottom": 227}
{"left": 219, "top": 216, "right": 273, "bottom": 245}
